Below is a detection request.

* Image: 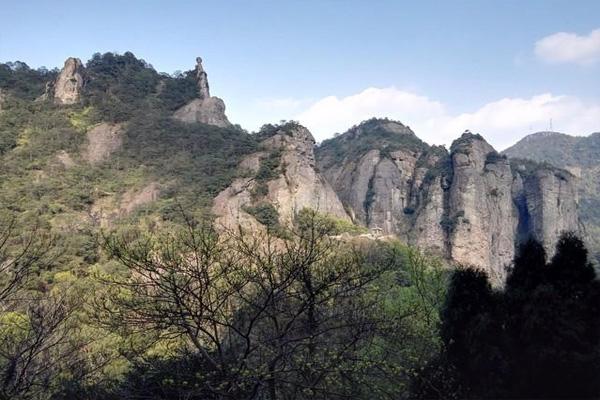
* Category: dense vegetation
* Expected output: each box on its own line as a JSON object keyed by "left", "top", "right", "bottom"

{"left": 316, "top": 118, "right": 430, "bottom": 169}
{"left": 1, "top": 53, "right": 599, "bottom": 399}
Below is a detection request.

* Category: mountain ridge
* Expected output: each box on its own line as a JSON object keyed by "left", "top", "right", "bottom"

{"left": 0, "top": 52, "right": 586, "bottom": 282}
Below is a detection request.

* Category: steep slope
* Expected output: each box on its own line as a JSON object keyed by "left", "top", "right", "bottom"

{"left": 447, "top": 133, "right": 516, "bottom": 281}
{"left": 504, "top": 131, "right": 600, "bottom": 259}
{"left": 0, "top": 52, "right": 258, "bottom": 276}
{"left": 316, "top": 118, "right": 448, "bottom": 254}
{"left": 317, "top": 121, "right": 581, "bottom": 283}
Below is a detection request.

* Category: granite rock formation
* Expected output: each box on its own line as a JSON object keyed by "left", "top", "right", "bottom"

{"left": 173, "top": 57, "right": 231, "bottom": 127}
{"left": 213, "top": 123, "right": 348, "bottom": 232}
{"left": 316, "top": 120, "right": 580, "bottom": 283}
{"left": 53, "top": 57, "right": 85, "bottom": 105}
{"left": 504, "top": 131, "right": 600, "bottom": 260}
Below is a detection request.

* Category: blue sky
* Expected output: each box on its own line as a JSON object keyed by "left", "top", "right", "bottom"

{"left": 2, "top": 0, "right": 599, "bottom": 149}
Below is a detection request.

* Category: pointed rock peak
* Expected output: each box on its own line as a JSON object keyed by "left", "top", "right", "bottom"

{"left": 54, "top": 57, "right": 85, "bottom": 105}
{"left": 195, "top": 56, "right": 210, "bottom": 99}
{"left": 173, "top": 57, "right": 230, "bottom": 127}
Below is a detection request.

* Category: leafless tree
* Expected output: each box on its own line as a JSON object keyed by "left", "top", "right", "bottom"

{"left": 100, "top": 210, "right": 413, "bottom": 400}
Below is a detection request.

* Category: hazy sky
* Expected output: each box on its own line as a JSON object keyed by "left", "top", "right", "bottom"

{"left": 2, "top": 0, "right": 599, "bottom": 149}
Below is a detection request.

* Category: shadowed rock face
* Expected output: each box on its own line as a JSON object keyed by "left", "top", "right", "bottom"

{"left": 519, "top": 168, "right": 580, "bottom": 255}
{"left": 53, "top": 57, "right": 85, "bottom": 105}
{"left": 173, "top": 57, "right": 231, "bottom": 127}
{"left": 316, "top": 121, "right": 580, "bottom": 284}
{"left": 212, "top": 123, "right": 348, "bottom": 232}
{"left": 504, "top": 131, "right": 600, "bottom": 260}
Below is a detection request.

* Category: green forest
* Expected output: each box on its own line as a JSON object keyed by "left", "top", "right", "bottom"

{"left": 0, "top": 53, "right": 599, "bottom": 399}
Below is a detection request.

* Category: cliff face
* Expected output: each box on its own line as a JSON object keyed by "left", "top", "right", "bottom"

{"left": 53, "top": 57, "right": 85, "bottom": 105}
{"left": 212, "top": 123, "right": 348, "bottom": 231}
{"left": 504, "top": 131, "right": 600, "bottom": 260}
{"left": 514, "top": 165, "right": 580, "bottom": 256}
{"left": 447, "top": 134, "right": 517, "bottom": 282}
{"left": 316, "top": 120, "right": 580, "bottom": 283}
{"left": 173, "top": 58, "right": 231, "bottom": 127}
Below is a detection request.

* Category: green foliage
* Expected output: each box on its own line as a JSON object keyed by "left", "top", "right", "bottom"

{"left": 90, "top": 216, "right": 449, "bottom": 400}
{"left": 316, "top": 118, "right": 429, "bottom": 169}
{"left": 255, "top": 148, "right": 282, "bottom": 183}
{"left": 254, "top": 120, "right": 303, "bottom": 141}
{"left": 295, "top": 208, "right": 368, "bottom": 235}
{"left": 243, "top": 202, "right": 280, "bottom": 228}
{"left": 0, "top": 61, "right": 57, "bottom": 100}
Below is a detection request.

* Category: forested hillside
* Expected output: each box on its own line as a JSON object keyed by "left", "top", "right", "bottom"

{"left": 0, "top": 53, "right": 598, "bottom": 399}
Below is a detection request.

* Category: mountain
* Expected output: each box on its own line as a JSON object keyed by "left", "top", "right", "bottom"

{"left": 311, "top": 120, "right": 580, "bottom": 282}
{"left": 504, "top": 131, "right": 600, "bottom": 259}
{"left": 0, "top": 53, "right": 583, "bottom": 284}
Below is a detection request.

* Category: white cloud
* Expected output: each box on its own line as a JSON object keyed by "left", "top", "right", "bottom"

{"left": 535, "top": 28, "right": 600, "bottom": 65}
{"left": 291, "top": 87, "right": 600, "bottom": 150}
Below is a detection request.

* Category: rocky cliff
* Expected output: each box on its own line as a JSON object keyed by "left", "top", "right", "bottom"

{"left": 173, "top": 58, "right": 231, "bottom": 127}
{"left": 52, "top": 57, "right": 86, "bottom": 104}
{"left": 505, "top": 131, "right": 598, "bottom": 259}
{"left": 213, "top": 122, "right": 348, "bottom": 232}
{"left": 316, "top": 120, "right": 580, "bottom": 283}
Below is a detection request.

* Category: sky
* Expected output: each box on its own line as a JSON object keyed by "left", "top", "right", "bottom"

{"left": 1, "top": 0, "right": 599, "bottom": 149}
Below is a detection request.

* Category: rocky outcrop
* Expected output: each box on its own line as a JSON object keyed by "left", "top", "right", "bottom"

{"left": 83, "top": 123, "right": 124, "bottom": 165}
{"left": 504, "top": 131, "right": 600, "bottom": 259}
{"left": 213, "top": 123, "right": 348, "bottom": 232}
{"left": 514, "top": 165, "right": 580, "bottom": 256}
{"left": 173, "top": 97, "right": 230, "bottom": 127}
{"left": 53, "top": 58, "right": 85, "bottom": 105}
{"left": 316, "top": 119, "right": 448, "bottom": 255}
{"left": 173, "top": 58, "right": 231, "bottom": 127}
{"left": 195, "top": 57, "right": 210, "bottom": 99}
{"left": 316, "top": 120, "right": 581, "bottom": 284}
{"left": 447, "top": 133, "right": 517, "bottom": 282}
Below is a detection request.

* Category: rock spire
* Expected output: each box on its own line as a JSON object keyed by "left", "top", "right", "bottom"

{"left": 53, "top": 57, "right": 85, "bottom": 105}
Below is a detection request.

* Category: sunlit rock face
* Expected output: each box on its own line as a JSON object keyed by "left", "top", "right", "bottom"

{"left": 316, "top": 121, "right": 580, "bottom": 284}
{"left": 213, "top": 123, "right": 349, "bottom": 233}
{"left": 173, "top": 57, "right": 231, "bottom": 127}
{"left": 53, "top": 57, "right": 85, "bottom": 105}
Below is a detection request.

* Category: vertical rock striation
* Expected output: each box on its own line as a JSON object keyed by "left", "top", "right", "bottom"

{"left": 447, "top": 133, "right": 517, "bottom": 282}
{"left": 316, "top": 119, "right": 580, "bottom": 283}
